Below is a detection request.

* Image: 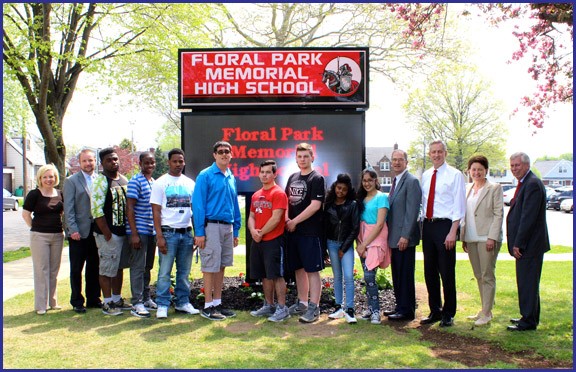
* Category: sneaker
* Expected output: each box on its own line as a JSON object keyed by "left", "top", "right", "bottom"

{"left": 360, "top": 309, "right": 372, "bottom": 320}
{"left": 102, "top": 302, "right": 123, "bottom": 316}
{"left": 328, "top": 307, "right": 345, "bottom": 319}
{"left": 370, "top": 311, "right": 381, "bottom": 325}
{"left": 215, "top": 304, "right": 236, "bottom": 318}
{"left": 299, "top": 303, "right": 320, "bottom": 323}
{"left": 474, "top": 315, "right": 492, "bottom": 326}
{"left": 344, "top": 308, "right": 357, "bottom": 324}
{"left": 201, "top": 306, "right": 226, "bottom": 321}
{"left": 268, "top": 305, "right": 290, "bottom": 322}
{"left": 131, "top": 303, "right": 151, "bottom": 318}
{"left": 467, "top": 312, "right": 481, "bottom": 320}
{"left": 250, "top": 303, "right": 276, "bottom": 317}
{"left": 288, "top": 302, "right": 308, "bottom": 316}
{"left": 113, "top": 298, "right": 132, "bottom": 311}
{"left": 175, "top": 303, "right": 200, "bottom": 315}
{"left": 143, "top": 299, "right": 158, "bottom": 310}
{"left": 156, "top": 306, "right": 168, "bottom": 319}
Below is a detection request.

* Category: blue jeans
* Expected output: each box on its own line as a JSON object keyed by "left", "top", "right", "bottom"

{"left": 155, "top": 231, "right": 193, "bottom": 308}
{"left": 361, "top": 257, "right": 379, "bottom": 312}
{"left": 327, "top": 239, "right": 355, "bottom": 310}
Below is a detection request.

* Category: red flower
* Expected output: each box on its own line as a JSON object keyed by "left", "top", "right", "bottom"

{"left": 324, "top": 282, "right": 331, "bottom": 288}
{"left": 353, "top": 269, "right": 358, "bottom": 275}
{"left": 239, "top": 272, "right": 244, "bottom": 278}
{"left": 200, "top": 287, "right": 205, "bottom": 294}
{"left": 169, "top": 287, "right": 174, "bottom": 294}
{"left": 242, "top": 282, "right": 250, "bottom": 288}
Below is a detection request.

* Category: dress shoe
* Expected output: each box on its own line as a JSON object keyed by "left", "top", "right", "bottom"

{"left": 439, "top": 316, "right": 454, "bottom": 327}
{"left": 388, "top": 313, "right": 415, "bottom": 321}
{"left": 507, "top": 324, "right": 536, "bottom": 331}
{"left": 86, "top": 302, "right": 103, "bottom": 309}
{"left": 383, "top": 310, "right": 397, "bottom": 316}
{"left": 73, "top": 306, "right": 87, "bottom": 314}
{"left": 509, "top": 318, "right": 521, "bottom": 324}
{"left": 420, "top": 313, "right": 442, "bottom": 325}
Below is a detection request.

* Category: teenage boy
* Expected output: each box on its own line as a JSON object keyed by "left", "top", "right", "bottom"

{"left": 285, "top": 142, "right": 326, "bottom": 323}
{"left": 248, "top": 160, "right": 290, "bottom": 322}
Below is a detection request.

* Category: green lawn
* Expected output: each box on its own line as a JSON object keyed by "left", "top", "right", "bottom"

{"left": 3, "top": 254, "right": 572, "bottom": 369}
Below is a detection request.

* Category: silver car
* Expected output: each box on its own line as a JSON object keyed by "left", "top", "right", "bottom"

{"left": 3, "top": 188, "right": 19, "bottom": 211}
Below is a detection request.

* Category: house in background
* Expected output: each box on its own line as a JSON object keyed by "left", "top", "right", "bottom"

{"left": 2, "top": 133, "right": 46, "bottom": 193}
{"left": 533, "top": 160, "right": 573, "bottom": 187}
{"left": 365, "top": 144, "right": 398, "bottom": 186}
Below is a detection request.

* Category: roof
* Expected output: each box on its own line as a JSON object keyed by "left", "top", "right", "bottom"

{"left": 366, "top": 146, "right": 394, "bottom": 169}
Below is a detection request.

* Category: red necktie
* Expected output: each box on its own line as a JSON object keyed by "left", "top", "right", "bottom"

{"left": 389, "top": 177, "right": 397, "bottom": 197}
{"left": 426, "top": 170, "right": 437, "bottom": 219}
{"left": 512, "top": 181, "right": 522, "bottom": 204}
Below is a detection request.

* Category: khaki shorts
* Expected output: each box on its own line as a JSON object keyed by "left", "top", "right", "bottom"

{"left": 94, "top": 233, "right": 128, "bottom": 277}
{"left": 200, "top": 222, "right": 234, "bottom": 273}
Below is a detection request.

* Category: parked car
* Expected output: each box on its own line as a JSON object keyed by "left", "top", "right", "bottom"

{"left": 3, "top": 188, "right": 19, "bottom": 211}
{"left": 501, "top": 184, "right": 515, "bottom": 193}
{"left": 502, "top": 187, "right": 516, "bottom": 206}
{"left": 547, "top": 189, "right": 573, "bottom": 210}
{"left": 560, "top": 198, "right": 573, "bottom": 213}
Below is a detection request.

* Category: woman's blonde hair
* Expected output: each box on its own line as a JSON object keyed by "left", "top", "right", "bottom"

{"left": 35, "top": 164, "right": 60, "bottom": 187}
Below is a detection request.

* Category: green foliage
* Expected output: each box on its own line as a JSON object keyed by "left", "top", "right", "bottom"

{"left": 536, "top": 153, "right": 573, "bottom": 161}
{"left": 152, "top": 147, "right": 169, "bottom": 179}
{"left": 375, "top": 269, "right": 393, "bottom": 290}
{"left": 404, "top": 64, "right": 508, "bottom": 173}
{"left": 3, "top": 247, "right": 30, "bottom": 263}
{"left": 119, "top": 138, "right": 135, "bottom": 151}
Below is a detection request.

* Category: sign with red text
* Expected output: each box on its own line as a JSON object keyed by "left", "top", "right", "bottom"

{"left": 179, "top": 48, "right": 369, "bottom": 108}
{"left": 182, "top": 111, "right": 365, "bottom": 193}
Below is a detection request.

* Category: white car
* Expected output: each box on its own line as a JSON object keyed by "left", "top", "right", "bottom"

{"left": 502, "top": 187, "right": 516, "bottom": 206}
{"left": 560, "top": 198, "right": 573, "bottom": 213}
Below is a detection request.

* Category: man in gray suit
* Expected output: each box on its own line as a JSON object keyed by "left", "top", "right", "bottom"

{"left": 63, "top": 148, "right": 102, "bottom": 313}
{"left": 385, "top": 149, "right": 422, "bottom": 321}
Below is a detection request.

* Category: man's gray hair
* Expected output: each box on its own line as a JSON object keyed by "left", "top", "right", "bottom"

{"left": 429, "top": 139, "right": 447, "bottom": 151}
{"left": 392, "top": 149, "right": 408, "bottom": 161}
{"left": 510, "top": 152, "right": 530, "bottom": 164}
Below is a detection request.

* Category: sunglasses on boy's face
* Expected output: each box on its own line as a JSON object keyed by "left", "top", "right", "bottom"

{"left": 216, "top": 149, "right": 231, "bottom": 155}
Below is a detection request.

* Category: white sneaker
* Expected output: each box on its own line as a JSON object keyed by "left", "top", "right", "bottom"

{"left": 131, "top": 303, "right": 151, "bottom": 318}
{"left": 175, "top": 303, "right": 200, "bottom": 315}
{"left": 474, "top": 315, "right": 492, "bottom": 326}
{"left": 344, "top": 308, "right": 357, "bottom": 324}
{"left": 370, "top": 311, "right": 381, "bottom": 325}
{"left": 143, "top": 299, "right": 158, "bottom": 310}
{"left": 328, "top": 308, "right": 345, "bottom": 319}
{"left": 156, "top": 306, "right": 168, "bottom": 319}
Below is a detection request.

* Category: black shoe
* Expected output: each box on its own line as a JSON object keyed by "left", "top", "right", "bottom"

{"left": 383, "top": 310, "right": 397, "bottom": 316}
{"left": 201, "top": 306, "right": 226, "bottom": 321}
{"left": 215, "top": 304, "right": 236, "bottom": 318}
{"left": 509, "top": 318, "right": 521, "bottom": 324}
{"left": 420, "top": 313, "right": 442, "bottom": 325}
{"left": 86, "top": 302, "right": 103, "bottom": 309}
{"left": 388, "top": 313, "right": 415, "bottom": 321}
{"left": 73, "top": 306, "right": 86, "bottom": 314}
{"left": 507, "top": 324, "right": 536, "bottom": 331}
{"left": 439, "top": 316, "right": 454, "bottom": 327}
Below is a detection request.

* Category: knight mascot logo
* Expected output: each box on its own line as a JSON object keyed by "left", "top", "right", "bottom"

{"left": 322, "top": 57, "right": 361, "bottom": 95}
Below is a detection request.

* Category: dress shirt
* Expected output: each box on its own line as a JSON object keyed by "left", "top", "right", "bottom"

{"left": 421, "top": 162, "right": 466, "bottom": 222}
{"left": 393, "top": 169, "right": 407, "bottom": 187}
{"left": 82, "top": 170, "right": 96, "bottom": 192}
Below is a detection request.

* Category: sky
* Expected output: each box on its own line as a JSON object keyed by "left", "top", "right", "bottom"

{"left": 61, "top": 5, "right": 573, "bottom": 161}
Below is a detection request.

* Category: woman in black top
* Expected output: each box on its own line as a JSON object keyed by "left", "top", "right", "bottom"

{"left": 324, "top": 173, "right": 360, "bottom": 323}
{"left": 22, "top": 164, "right": 64, "bottom": 315}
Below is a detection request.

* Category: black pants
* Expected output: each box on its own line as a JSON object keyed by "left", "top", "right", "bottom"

{"left": 516, "top": 254, "right": 543, "bottom": 328}
{"left": 422, "top": 220, "right": 456, "bottom": 317}
{"left": 391, "top": 246, "right": 416, "bottom": 317}
{"left": 69, "top": 234, "right": 101, "bottom": 307}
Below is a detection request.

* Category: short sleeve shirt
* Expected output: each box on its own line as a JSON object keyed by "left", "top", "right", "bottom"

{"left": 126, "top": 172, "right": 155, "bottom": 236}
{"left": 361, "top": 191, "right": 389, "bottom": 224}
{"left": 250, "top": 184, "right": 288, "bottom": 241}
{"left": 285, "top": 170, "right": 325, "bottom": 236}
{"left": 23, "top": 188, "right": 64, "bottom": 233}
{"left": 91, "top": 174, "right": 128, "bottom": 236}
{"left": 150, "top": 173, "right": 195, "bottom": 228}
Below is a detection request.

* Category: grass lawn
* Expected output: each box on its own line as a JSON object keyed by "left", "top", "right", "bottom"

{"left": 3, "top": 254, "right": 572, "bottom": 369}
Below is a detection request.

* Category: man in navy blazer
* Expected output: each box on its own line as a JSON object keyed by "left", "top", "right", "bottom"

{"left": 506, "top": 152, "right": 550, "bottom": 331}
{"left": 63, "top": 149, "right": 102, "bottom": 313}
{"left": 386, "top": 149, "right": 422, "bottom": 321}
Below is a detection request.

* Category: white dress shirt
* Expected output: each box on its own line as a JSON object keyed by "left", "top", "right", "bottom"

{"left": 421, "top": 162, "right": 466, "bottom": 222}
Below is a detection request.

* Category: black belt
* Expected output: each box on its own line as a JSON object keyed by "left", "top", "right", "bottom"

{"left": 424, "top": 218, "right": 451, "bottom": 223}
{"left": 206, "top": 219, "right": 232, "bottom": 226}
{"left": 161, "top": 226, "right": 192, "bottom": 234}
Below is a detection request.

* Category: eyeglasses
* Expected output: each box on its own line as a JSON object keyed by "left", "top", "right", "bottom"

{"left": 216, "top": 149, "right": 231, "bottom": 155}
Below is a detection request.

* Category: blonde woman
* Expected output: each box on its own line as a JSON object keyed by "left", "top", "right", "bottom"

{"left": 461, "top": 155, "right": 503, "bottom": 326}
{"left": 22, "top": 164, "right": 64, "bottom": 315}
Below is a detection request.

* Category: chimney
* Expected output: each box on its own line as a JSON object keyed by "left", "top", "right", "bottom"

{"left": 393, "top": 143, "right": 398, "bottom": 150}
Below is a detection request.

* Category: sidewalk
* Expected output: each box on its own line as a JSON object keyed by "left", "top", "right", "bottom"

{"left": 3, "top": 245, "right": 572, "bottom": 303}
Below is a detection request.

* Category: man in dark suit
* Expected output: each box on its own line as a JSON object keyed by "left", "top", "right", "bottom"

{"left": 506, "top": 152, "right": 550, "bottom": 331}
{"left": 386, "top": 149, "right": 422, "bottom": 321}
{"left": 63, "top": 149, "right": 102, "bottom": 313}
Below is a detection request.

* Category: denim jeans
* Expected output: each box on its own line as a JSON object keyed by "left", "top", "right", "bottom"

{"left": 361, "top": 257, "right": 379, "bottom": 312}
{"left": 327, "top": 239, "right": 355, "bottom": 310}
{"left": 155, "top": 231, "right": 193, "bottom": 307}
